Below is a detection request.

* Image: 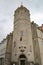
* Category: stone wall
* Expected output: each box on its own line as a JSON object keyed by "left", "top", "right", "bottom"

{"left": 31, "top": 22, "right": 41, "bottom": 65}
{"left": 5, "top": 33, "right": 13, "bottom": 65}
{"left": 37, "top": 29, "right": 43, "bottom": 65}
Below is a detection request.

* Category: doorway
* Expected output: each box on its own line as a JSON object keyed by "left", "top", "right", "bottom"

{"left": 19, "top": 54, "right": 26, "bottom": 65}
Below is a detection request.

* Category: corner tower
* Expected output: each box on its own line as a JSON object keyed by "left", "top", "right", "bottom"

{"left": 12, "top": 5, "right": 34, "bottom": 65}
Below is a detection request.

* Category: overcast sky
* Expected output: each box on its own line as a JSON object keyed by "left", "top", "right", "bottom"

{"left": 0, "top": 0, "right": 43, "bottom": 42}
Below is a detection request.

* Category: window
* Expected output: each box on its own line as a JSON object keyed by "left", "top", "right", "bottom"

{"left": 30, "top": 46, "right": 32, "bottom": 52}
{"left": 20, "top": 31, "right": 23, "bottom": 41}
{"left": 42, "top": 40, "right": 43, "bottom": 45}
{"left": 25, "top": 10, "right": 26, "bottom": 12}
{"left": 34, "top": 39, "right": 36, "bottom": 45}
{"left": 20, "top": 36, "right": 22, "bottom": 41}
{"left": 0, "top": 58, "right": 4, "bottom": 65}
{"left": 14, "top": 41, "right": 16, "bottom": 47}
{"left": 18, "top": 10, "right": 19, "bottom": 13}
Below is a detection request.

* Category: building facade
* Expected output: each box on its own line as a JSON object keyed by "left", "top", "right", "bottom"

{"left": 0, "top": 5, "right": 43, "bottom": 65}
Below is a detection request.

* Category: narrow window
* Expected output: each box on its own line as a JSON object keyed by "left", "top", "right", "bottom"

{"left": 30, "top": 46, "right": 32, "bottom": 52}
{"left": 14, "top": 41, "right": 16, "bottom": 47}
{"left": 20, "top": 36, "right": 22, "bottom": 41}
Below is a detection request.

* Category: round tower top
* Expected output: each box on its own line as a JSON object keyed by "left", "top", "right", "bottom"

{"left": 14, "top": 5, "right": 30, "bottom": 22}
{"left": 15, "top": 5, "right": 29, "bottom": 13}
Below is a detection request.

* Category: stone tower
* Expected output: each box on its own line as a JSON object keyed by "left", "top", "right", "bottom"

{"left": 12, "top": 5, "right": 34, "bottom": 65}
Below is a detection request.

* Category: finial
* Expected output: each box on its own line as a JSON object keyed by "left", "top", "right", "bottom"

{"left": 21, "top": 2, "right": 23, "bottom": 6}
{"left": 21, "top": 2, "right": 23, "bottom": 5}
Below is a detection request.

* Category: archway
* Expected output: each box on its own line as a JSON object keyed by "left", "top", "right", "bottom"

{"left": 19, "top": 54, "right": 26, "bottom": 65}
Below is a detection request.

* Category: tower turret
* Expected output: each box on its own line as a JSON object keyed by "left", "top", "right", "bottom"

{"left": 12, "top": 5, "right": 34, "bottom": 65}
{"left": 14, "top": 5, "right": 30, "bottom": 24}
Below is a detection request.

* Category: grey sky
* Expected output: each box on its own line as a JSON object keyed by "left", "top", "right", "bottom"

{"left": 0, "top": 0, "right": 43, "bottom": 42}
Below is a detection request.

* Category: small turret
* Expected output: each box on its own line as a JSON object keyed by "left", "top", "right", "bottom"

{"left": 14, "top": 5, "right": 30, "bottom": 23}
